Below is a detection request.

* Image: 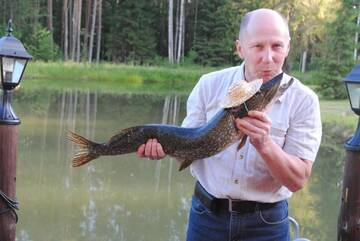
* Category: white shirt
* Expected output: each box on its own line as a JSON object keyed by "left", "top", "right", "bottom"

{"left": 181, "top": 63, "right": 322, "bottom": 203}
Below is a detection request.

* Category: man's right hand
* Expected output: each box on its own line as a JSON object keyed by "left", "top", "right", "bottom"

{"left": 136, "top": 139, "right": 166, "bottom": 160}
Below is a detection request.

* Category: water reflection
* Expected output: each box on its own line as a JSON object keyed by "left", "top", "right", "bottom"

{"left": 13, "top": 89, "right": 344, "bottom": 241}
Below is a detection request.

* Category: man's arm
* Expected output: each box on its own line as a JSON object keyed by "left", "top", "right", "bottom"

{"left": 235, "top": 110, "right": 313, "bottom": 192}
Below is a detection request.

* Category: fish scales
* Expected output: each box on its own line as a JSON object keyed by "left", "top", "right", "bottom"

{"left": 68, "top": 73, "right": 293, "bottom": 171}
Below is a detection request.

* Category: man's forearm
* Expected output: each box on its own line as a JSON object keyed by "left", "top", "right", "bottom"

{"left": 257, "top": 138, "right": 313, "bottom": 192}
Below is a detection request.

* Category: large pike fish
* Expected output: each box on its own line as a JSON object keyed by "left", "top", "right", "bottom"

{"left": 68, "top": 73, "right": 293, "bottom": 171}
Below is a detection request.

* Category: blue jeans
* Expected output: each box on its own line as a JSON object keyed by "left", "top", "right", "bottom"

{"left": 186, "top": 196, "right": 290, "bottom": 241}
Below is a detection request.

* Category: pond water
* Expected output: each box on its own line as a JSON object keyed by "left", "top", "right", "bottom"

{"left": 11, "top": 90, "right": 346, "bottom": 241}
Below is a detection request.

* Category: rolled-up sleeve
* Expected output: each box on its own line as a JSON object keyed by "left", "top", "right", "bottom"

{"left": 283, "top": 92, "right": 322, "bottom": 162}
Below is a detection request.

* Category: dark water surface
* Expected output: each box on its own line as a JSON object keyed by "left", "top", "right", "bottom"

{"left": 12, "top": 90, "right": 343, "bottom": 241}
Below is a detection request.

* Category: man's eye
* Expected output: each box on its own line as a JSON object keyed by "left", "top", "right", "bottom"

{"left": 273, "top": 44, "right": 284, "bottom": 50}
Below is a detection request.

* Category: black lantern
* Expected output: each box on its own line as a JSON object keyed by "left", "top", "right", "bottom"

{"left": 0, "top": 20, "right": 32, "bottom": 124}
{"left": 344, "top": 64, "right": 360, "bottom": 115}
{"left": 343, "top": 64, "right": 360, "bottom": 150}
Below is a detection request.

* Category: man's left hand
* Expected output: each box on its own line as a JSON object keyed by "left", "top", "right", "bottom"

{"left": 235, "top": 110, "right": 272, "bottom": 150}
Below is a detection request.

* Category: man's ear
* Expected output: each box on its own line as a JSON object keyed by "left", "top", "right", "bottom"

{"left": 235, "top": 39, "right": 243, "bottom": 59}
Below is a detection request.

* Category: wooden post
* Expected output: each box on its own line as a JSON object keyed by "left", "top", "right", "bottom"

{"left": 0, "top": 125, "right": 18, "bottom": 241}
{"left": 338, "top": 150, "right": 360, "bottom": 240}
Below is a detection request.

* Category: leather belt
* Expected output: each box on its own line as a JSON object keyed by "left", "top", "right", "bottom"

{"left": 194, "top": 182, "right": 279, "bottom": 214}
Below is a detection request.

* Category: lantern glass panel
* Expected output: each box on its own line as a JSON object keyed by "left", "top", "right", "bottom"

{"left": 2, "top": 57, "right": 26, "bottom": 84}
{"left": 347, "top": 82, "right": 360, "bottom": 109}
{"left": 12, "top": 59, "right": 26, "bottom": 84}
{"left": 2, "top": 57, "right": 14, "bottom": 83}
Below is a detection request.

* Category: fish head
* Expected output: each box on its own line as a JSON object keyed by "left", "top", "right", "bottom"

{"left": 220, "top": 78, "right": 263, "bottom": 118}
{"left": 221, "top": 73, "right": 283, "bottom": 119}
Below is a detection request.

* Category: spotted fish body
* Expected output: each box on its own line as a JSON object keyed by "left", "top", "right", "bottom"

{"left": 69, "top": 73, "right": 293, "bottom": 171}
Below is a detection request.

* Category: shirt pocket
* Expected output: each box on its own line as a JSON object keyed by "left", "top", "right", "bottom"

{"left": 270, "top": 123, "right": 287, "bottom": 148}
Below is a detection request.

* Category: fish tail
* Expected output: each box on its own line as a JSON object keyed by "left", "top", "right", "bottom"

{"left": 67, "top": 131, "right": 100, "bottom": 167}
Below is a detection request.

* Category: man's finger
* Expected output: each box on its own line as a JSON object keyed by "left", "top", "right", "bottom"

{"left": 144, "top": 139, "right": 153, "bottom": 157}
{"left": 248, "top": 111, "right": 271, "bottom": 124}
{"left": 151, "top": 139, "right": 158, "bottom": 159}
{"left": 236, "top": 118, "right": 264, "bottom": 134}
{"left": 136, "top": 144, "right": 146, "bottom": 157}
{"left": 156, "top": 142, "right": 165, "bottom": 157}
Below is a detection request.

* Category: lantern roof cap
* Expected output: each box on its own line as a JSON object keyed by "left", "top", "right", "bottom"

{"left": 344, "top": 64, "right": 360, "bottom": 82}
{"left": 0, "top": 35, "right": 32, "bottom": 60}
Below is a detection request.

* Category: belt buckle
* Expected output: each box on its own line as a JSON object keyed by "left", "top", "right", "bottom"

{"left": 227, "top": 196, "right": 238, "bottom": 213}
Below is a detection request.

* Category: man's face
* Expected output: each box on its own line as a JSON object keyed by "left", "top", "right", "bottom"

{"left": 236, "top": 15, "right": 290, "bottom": 82}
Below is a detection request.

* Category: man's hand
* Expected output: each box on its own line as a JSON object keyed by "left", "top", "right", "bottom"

{"left": 235, "top": 110, "right": 272, "bottom": 151}
{"left": 136, "top": 139, "right": 166, "bottom": 160}
{"left": 235, "top": 110, "right": 313, "bottom": 192}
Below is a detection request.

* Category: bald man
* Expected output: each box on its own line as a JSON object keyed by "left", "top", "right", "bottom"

{"left": 138, "top": 8, "right": 322, "bottom": 241}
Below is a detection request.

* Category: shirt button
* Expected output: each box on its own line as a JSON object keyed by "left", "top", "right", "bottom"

{"left": 234, "top": 179, "right": 239, "bottom": 184}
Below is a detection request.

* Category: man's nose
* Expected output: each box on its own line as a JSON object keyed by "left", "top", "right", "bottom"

{"left": 262, "top": 48, "right": 274, "bottom": 62}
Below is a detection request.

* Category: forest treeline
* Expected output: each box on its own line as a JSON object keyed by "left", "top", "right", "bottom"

{"left": 0, "top": 0, "right": 359, "bottom": 98}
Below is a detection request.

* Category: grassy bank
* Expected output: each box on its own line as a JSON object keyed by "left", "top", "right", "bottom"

{"left": 320, "top": 99, "right": 357, "bottom": 128}
{"left": 23, "top": 61, "right": 219, "bottom": 94}
{"left": 21, "top": 61, "right": 355, "bottom": 127}
{"left": 23, "top": 61, "right": 322, "bottom": 93}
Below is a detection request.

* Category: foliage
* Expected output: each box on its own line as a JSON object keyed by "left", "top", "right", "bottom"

{"left": 190, "top": 0, "right": 230, "bottom": 66}
{"left": 26, "top": 27, "right": 60, "bottom": 61}
{"left": 291, "top": 70, "right": 320, "bottom": 86}
{"left": 315, "top": 0, "right": 358, "bottom": 99}
{"left": 190, "top": 0, "right": 260, "bottom": 66}
{"left": 103, "top": 0, "right": 157, "bottom": 64}
{"left": 284, "top": 0, "right": 341, "bottom": 72}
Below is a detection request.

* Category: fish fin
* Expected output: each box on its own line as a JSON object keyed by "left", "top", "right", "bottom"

{"left": 67, "top": 130, "right": 100, "bottom": 167}
{"left": 72, "top": 152, "right": 99, "bottom": 167}
{"left": 237, "top": 135, "right": 247, "bottom": 150}
{"left": 178, "top": 159, "right": 194, "bottom": 171}
{"left": 108, "top": 127, "right": 137, "bottom": 144}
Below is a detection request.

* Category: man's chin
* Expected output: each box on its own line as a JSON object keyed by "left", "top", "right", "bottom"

{"left": 261, "top": 74, "right": 273, "bottom": 82}
{"left": 260, "top": 72, "right": 281, "bottom": 82}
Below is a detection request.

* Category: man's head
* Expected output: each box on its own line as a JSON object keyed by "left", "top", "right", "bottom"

{"left": 236, "top": 9, "right": 290, "bottom": 82}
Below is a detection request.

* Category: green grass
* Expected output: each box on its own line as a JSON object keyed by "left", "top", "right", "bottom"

{"left": 22, "top": 61, "right": 219, "bottom": 94}
{"left": 21, "top": 61, "right": 357, "bottom": 127}
{"left": 320, "top": 99, "right": 357, "bottom": 128}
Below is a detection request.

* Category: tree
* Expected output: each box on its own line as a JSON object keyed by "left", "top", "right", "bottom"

{"left": 75, "top": 0, "right": 83, "bottom": 62}
{"left": 47, "top": 0, "right": 53, "bottom": 34}
{"left": 190, "top": 0, "right": 248, "bottom": 66}
{"left": 88, "top": 0, "right": 97, "bottom": 63}
{"left": 175, "top": 0, "right": 185, "bottom": 63}
{"left": 286, "top": 0, "right": 339, "bottom": 72}
{"left": 62, "top": 0, "right": 69, "bottom": 60}
{"left": 103, "top": 0, "right": 157, "bottom": 63}
{"left": 96, "top": 0, "right": 103, "bottom": 63}
{"left": 83, "top": 0, "right": 92, "bottom": 60}
{"left": 316, "top": 0, "right": 358, "bottom": 99}
{"left": 168, "top": 0, "right": 174, "bottom": 63}
{"left": 27, "top": 27, "right": 59, "bottom": 61}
